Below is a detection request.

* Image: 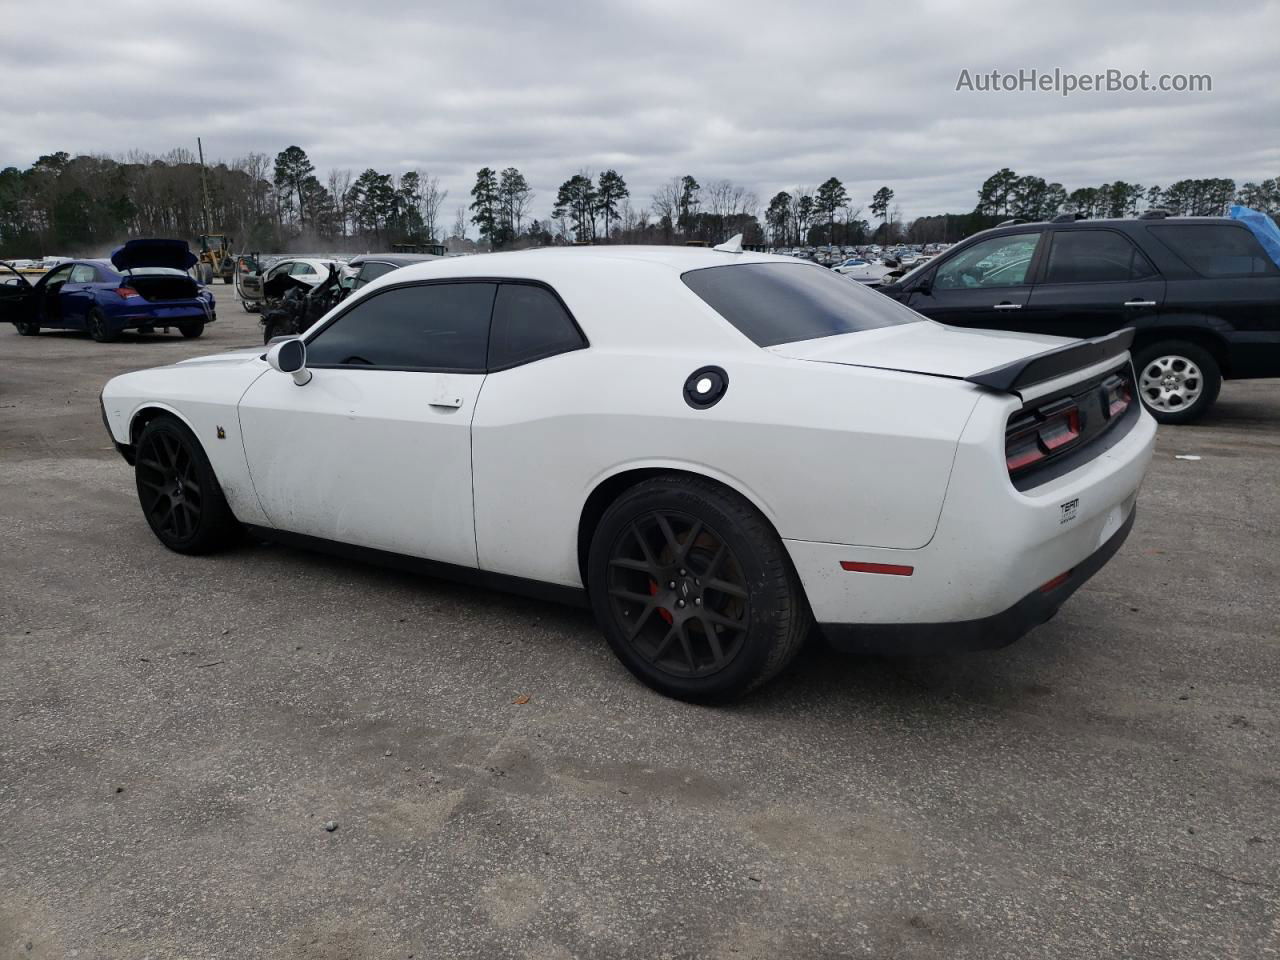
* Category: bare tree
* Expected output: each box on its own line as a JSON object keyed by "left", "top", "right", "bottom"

{"left": 451, "top": 204, "right": 467, "bottom": 240}
{"left": 411, "top": 170, "right": 447, "bottom": 242}
{"left": 651, "top": 176, "right": 682, "bottom": 243}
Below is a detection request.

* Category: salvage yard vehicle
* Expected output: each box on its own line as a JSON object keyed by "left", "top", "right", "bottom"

{"left": 877, "top": 213, "right": 1280, "bottom": 423}
{"left": 236, "top": 256, "right": 341, "bottom": 314}
{"left": 2, "top": 238, "right": 215, "bottom": 342}
{"left": 100, "top": 245, "right": 1155, "bottom": 701}
{"left": 343, "top": 253, "right": 441, "bottom": 295}
{"left": 259, "top": 264, "right": 345, "bottom": 343}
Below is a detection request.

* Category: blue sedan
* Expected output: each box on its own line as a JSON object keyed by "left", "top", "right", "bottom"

{"left": 1, "top": 238, "right": 216, "bottom": 342}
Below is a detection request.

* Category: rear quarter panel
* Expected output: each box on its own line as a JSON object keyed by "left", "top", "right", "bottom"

{"left": 471, "top": 348, "right": 981, "bottom": 587}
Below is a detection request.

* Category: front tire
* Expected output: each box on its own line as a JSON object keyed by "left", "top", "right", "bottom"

{"left": 587, "top": 476, "right": 810, "bottom": 702}
{"left": 134, "top": 416, "right": 240, "bottom": 554}
{"left": 14, "top": 320, "right": 39, "bottom": 336}
{"left": 1133, "top": 340, "right": 1222, "bottom": 424}
{"left": 179, "top": 322, "right": 205, "bottom": 339}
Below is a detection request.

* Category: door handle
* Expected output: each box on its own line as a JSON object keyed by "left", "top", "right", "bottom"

{"left": 429, "top": 396, "right": 463, "bottom": 409}
{"left": 992, "top": 302, "right": 1022, "bottom": 310}
{"left": 1123, "top": 300, "right": 1157, "bottom": 308}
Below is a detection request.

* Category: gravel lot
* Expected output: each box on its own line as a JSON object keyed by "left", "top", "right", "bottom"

{"left": 1, "top": 287, "right": 1277, "bottom": 959}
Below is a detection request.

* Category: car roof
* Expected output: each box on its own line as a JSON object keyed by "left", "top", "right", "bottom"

{"left": 347, "top": 246, "right": 811, "bottom": 353}
{"left": 350, "top": 253, "right": 441, "bottom": 266}
{"left": 386, "top": 245, "right": 782, "bottom": 281}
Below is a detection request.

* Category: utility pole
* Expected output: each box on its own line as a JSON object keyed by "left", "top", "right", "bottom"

{"left": 197, "top": 137, "right": 212, "bottom": 237}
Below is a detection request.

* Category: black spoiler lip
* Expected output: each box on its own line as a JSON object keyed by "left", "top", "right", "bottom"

{"left": 965, "top": 328, "right": 1135, "bottom": 393}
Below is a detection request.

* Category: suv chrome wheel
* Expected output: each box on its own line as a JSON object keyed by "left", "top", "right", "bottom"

{"left": 1139, "top": 354, "right": 1203, "bottom": 414}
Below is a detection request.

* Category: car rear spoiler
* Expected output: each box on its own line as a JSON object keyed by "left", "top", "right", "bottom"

{"left": 965, "top": 328, "right": 1135, "bottom": 393}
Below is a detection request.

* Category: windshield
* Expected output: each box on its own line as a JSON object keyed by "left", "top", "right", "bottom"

{"left": 682, "top": 261, "right": 922, "bottom": 347}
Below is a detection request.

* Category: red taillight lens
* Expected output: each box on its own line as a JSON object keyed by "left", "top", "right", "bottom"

{"left": 1103, "top": 375, "right": 1132, "bottom": 418}
{"left": 1006, "top": 402, "right": 1081, "bottom": 476}
{"left": 116, "top": 286, "right": 139, "bottom": 298}
{"left": 1040, "top": 408, "right": 1081, "bottom": 451}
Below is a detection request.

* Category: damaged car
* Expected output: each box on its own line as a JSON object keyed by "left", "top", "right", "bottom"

{"left": 259, "top": 263, "right": 346, "bottom": 343}
{"left": 2, "top": 238, "right": 215, "bottom": 342}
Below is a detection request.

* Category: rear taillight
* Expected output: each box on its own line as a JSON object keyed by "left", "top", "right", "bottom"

{"left": 116, "top": 286, "right": 140, "bottom": 298}
{"left": 1005, "top": 401, "right": 1081, "bottom": 477}
{"left": 1102, "top": 374, "right": 1132, "bottom": 418}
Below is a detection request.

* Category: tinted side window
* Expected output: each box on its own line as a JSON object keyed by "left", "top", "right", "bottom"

{"left": 1043, "top": 230, "right": 1156, "bottom": 283}
{"left": 1148, "top": 224, "right": 1279, "bottom": 277}
{"left": 682, "top": 262, "right": 921, "bottom": 348}
{"left": 69, "top": 264, "right": 98, "bottom": 283}
{"left": 934, "top": 233, "right": 1041, "bottom": 289}
{"left": 307, "top": 282, "right": 496, "bottom": 370}
{"left": 488, "top": 284, "right": 586, "bottom": 368}
{"left": 356, "top": 261, "right": 396, "bottom": 287}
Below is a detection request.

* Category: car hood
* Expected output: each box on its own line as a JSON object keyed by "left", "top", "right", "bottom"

{"left": 176, "top": 347, "right": 266, "bottom": 367}
{"left": 767, "top": 321, "right": 1071, "bottom": 380}
{"left": 110, "top": 238, "right": 198, "bottom": 272}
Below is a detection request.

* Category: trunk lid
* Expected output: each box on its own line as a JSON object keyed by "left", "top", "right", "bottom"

{"left": 767, "top": 321, "right": 1070, "bottom": 382}
{"left": 110, "top": 238, "right": 198, "bottom": 272}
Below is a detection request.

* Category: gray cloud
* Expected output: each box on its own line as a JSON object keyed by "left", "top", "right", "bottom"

{"left": 1, "top": 0, "right": 1276, "bottom": 226}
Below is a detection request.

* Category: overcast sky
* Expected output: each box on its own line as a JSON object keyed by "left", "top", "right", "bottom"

{"left": 2, "top": 0, "right": 1277, "bottom": 230}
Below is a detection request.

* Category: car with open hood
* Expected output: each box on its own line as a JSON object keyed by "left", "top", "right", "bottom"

{"left": 1, "top": 238, "right": 215, "bottom": 342}
{"left": 100, "top": 245, "right": 1155, "bottom": 701}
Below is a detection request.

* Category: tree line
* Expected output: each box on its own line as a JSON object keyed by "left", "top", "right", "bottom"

{"left": 1, "top": 144, "right": 1276, "bottom": 258}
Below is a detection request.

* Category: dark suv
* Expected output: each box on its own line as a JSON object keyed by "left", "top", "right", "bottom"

{"left": 878, "top": 214, "right": 1280, "bottom": 423}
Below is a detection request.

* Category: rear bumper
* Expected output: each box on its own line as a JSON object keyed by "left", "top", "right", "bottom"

{"left": 818, "top": 506, "right": 1135, "bottom": 654}
{"left": 109, "top": 302, "right": 215, "bottom": 329}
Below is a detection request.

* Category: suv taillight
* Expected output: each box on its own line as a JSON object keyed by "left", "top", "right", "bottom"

{"left": 1006, "top": 401, "right": 1082, "bottom": 476}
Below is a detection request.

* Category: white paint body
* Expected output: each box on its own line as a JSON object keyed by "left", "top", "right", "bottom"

{"left": 102, "top": 247, "right": 1156, "bottom": 632}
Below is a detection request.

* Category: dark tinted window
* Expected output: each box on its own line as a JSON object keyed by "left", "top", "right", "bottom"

{"left": 1148, "top": 224, "right": 1279, "bottom": 277}
{"left": 1044, "top": 230, "right": 1157, "bottom": 283}
{"left": 681, "top": 262, "right": 921, "bottom": 347}
{"left": 488, "top": 284, "right": 585, "bottom": 368}
{"left": 307, "top": 282, "right": 496, "bottom": 370}
{"left": 355, "top": 261, "right": 396, "bottom": 287}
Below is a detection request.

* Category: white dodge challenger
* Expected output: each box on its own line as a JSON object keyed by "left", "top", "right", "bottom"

{"left": 101, "top": 245, "right": 1156, "bottom": 700}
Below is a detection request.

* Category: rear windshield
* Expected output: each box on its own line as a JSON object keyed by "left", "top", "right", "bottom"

{"left": 682, "top": 261, "right": 921, "bottom": 347}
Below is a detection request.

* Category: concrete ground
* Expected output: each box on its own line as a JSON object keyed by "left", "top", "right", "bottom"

{"left": 1, "top": 288, "right": 1276, "bottom": 960}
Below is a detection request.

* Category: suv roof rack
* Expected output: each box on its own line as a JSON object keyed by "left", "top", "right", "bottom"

{"left": 1138, "top": 208, "right": 1171, "bottom": 219}
{"left": 1051, "top": 212, "right": 1087, "bottom": 223}
{"left": 996, "top": 218, "right": 1028, "bottom": 226}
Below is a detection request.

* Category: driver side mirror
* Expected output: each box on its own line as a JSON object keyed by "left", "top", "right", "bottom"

{"left": 913, "top": 273, "right": 933, "bottom": 295}
{"left": 266, "top": 337, "right": 312, "bottom": 386}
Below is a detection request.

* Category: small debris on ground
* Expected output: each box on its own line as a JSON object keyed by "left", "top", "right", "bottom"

{"left": 513, "top": 694, "right": 531, "bottom": 705}
{"left": 323, "top": 820, "right": 338, "bottom": 832}
{"left": 1174, "top": 454, "right": 1202, "bottom": 461}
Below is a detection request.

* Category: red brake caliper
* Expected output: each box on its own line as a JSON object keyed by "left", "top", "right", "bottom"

{"left": 649, "top": 580, "right": 673, "bottom": 625}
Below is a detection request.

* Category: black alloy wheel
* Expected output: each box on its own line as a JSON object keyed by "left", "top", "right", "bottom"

{"left": 588, "top": 476, "right": 810, "bottom": 701}
{"left": 606, "top": 509, "right": 751, "bottom": 679}
{"left": 134, "top": 417, "right": 239, "bottom": 553}
{"left": 87, "top": 308, "right": 118, "bottom": 343}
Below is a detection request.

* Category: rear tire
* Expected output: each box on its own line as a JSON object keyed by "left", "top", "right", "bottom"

{"left": 1133, "top": 340, "right": 1221, "bottom": 424}
{"left": 14, "top": 320, "right": 39, "bottom": 336}
{"left": 87, "top": 308, "right": 118, "bottom": 343}
{"left": 179, "top": 322, "right": 205, "bottom": 339}
{"left": 134, "top": 416, "right": 240, "bottom": 554}
{"left": 587, "top": 475, "right": 810, "bottom": 702}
